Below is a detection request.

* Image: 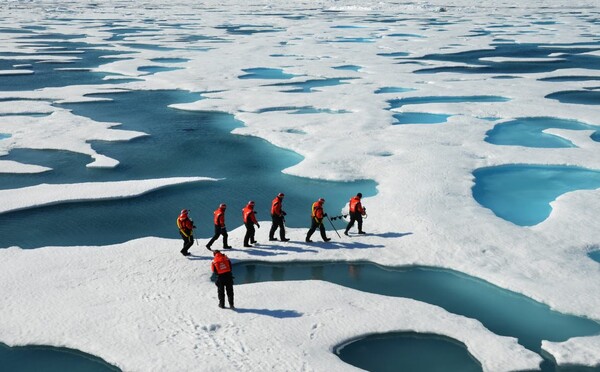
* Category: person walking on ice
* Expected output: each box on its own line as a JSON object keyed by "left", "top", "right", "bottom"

{"left": 206, "top": 203, "right": 232, "bottom": 250}
{"left": 305, "top": 198, "right": 331, "bottom": 243}
{"left": 242, "top": 200, "right": 260, "bottom": 247}
{"left": 211, "top": 250, "right": 234, "bottom": 309}
{"left": 344, "top": 192, "right": 367, "bottom": 236}
{"left": 269, "top": 192, "right": 289, "bottom": 242}
{"left": 176, "top": 209, "right": 195, "bottom": 256}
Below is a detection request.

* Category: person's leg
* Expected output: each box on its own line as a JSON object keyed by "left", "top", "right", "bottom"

{"left": 226, "top": 280, "right": 234, "bottom": 308}
{"left": 278, "top": 217, "right": 289, "bottom": 241}
{"left": 269, "top": 215, "right": 278, "bottom": 240}
{"left": 222, "top": 230, "right": 230, "bottom": 248}
{"left": 244, "top": 224, "right": 252, "bottom": 246}
{"left": 357, "top": 214, "right": 364, "bottom": 233}
{"left": 181, "top": 235, "right": 193, "bottom": 255}
{"left": 248, "top": 224, "right": 255, "bottom": 244}
{"left": 180, "top": 232, "right": 193, "bottom": 254}
{"left": 206, "top": 225, "right": 220, "bottom": 249}
{"left": 216, "top": 280, "right": 225, "bottom": 308}
{"left": 306, "top": 219, "right": 317, "bottom": 241}
{"left": 345, "top": 215, "right": 356, "bottom": 235}
{"left": 319, "top": 223, "right": 330, "bottom": 241}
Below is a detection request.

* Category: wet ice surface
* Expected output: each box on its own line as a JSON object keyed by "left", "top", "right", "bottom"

{"left": 1, "top": 0, "right": 600, "bottom": 371}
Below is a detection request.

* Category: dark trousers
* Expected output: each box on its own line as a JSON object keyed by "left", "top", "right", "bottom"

{"left": 244, "top": 222, "right": 256, "bottom": 245}
{"left": 207, "top": 225, "right": 228, "bottom": 248}
{"left": 345, "top": 212, "right": 363, "bottom": 233}
{"left": 216, "top": 272, "right": 234, "bottom": 307}
{"left": 306, "top": 218, "right": 327, "bottom": 241}
{"left": 269, "top": 214, "right": 286, "bottom": 240}
{"left": 179, "top": 231, "right": 194, "bottom": 253}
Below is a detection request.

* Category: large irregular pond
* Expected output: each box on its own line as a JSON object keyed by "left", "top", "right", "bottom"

{"left": 0, "top": 89, "right": 376, "bottom": 248}
{"left": 472, "top": 165, "right": 600, "bottom": 226}
{"left": 233, "top": 261, "right": 600, "bottom": 371}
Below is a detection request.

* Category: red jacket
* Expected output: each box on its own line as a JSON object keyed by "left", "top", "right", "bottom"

{"left": 214, "top": 207, "right": 226, "bottom": 227}
{"left": 243, "top": 205, "right": 258, "bottom": 224}
{"left": 271, "top": 196, "right": 283, "bottom": 216}
{"left": 349, "top": 196, "right": 365, "bottom": 214}
{"left": 211, "top": 252, "right": 232, "bottom": 274}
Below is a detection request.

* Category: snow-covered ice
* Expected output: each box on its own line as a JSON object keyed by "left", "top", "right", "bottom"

{"left": 0, "top": 0, "right": 599, "bottom": 370}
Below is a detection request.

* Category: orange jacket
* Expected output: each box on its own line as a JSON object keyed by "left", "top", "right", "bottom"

{"left": 349, "top": 196, "right": 365, "bottom": 214}
{"left": 311, "top": 201, "right": 324, "bottom": 221}
{"left": 177, "top": 213, "right": 194, "bottom": 237}
{"left": 211, "top": 252, "right": 232, "bottom": 274}
{"left": 242, "top": 205, "right": 258, "bottom": 224}
{"left": 271, "top": 196, "right": 283, "bottom": 216}
{"left": 214, "top": 207, "right": 226, "bottom": 227}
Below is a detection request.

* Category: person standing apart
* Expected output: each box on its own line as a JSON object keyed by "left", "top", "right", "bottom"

{"left": 344, "top": 192, "right": 367, "bottom": 236}
{"left": 211, "top": 250, "right": 234, "bottom": 309}
{"left": 206, "top": 203, "right": 232, "bottom": 250}
{"left": 269, "top": 192, "right": 289, "bottom": 242}
{"left": 176, "top": 209, "right": 195, "bottom": 256}
{"left": 306, "top": 198, "right": 331, "bottom": 243}
{"left": 242, "top": 201, "right": 260, "bottom": 247}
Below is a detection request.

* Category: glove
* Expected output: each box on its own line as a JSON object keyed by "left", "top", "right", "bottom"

{"left": 221, "top": 226, "right": 226, "bottom": 231}
{"left": 193, "top": 225, "right": 197, "bottom": 229}
{"left": 256, "top": 223, "right": 260, "bottom": 228}
{"left": 323, "top": 213, "right": 328, "bottom": 217}
{"left": 282, "top": 211, "right": 287, "bottom": 216}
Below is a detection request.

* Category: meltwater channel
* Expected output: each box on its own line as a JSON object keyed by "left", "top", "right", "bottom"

{"left": 233, "top": 261, "right": 600, "bottom": 372}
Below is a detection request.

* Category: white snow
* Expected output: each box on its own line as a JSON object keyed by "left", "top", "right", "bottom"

{"left": 0, "top": 0, "right": 599, "bottom": 371}
{"left": 0, "top": 177, "right": 218, "bottom": 214}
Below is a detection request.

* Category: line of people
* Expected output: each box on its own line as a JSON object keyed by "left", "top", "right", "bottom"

{"left": 176, "top": 192, "right": 367, "bottom": 256}
{"left": 181, "top": 192, "right": 367, "bottom": 310}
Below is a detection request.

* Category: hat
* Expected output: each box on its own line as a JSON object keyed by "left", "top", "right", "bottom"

{"left": 318, "top": 198, "right": 325, "bottom": 203}
{"left": 357, "top": 193, "right": 362, "bottom": 198}
{"left": 278, "top": 192, "right": 285, "bottom": 198}
{"left": 219, "top": 203, "right": 227, "bottom": 208}
{"left": 213, "top": 250, "right": 221, "bottom": 255}
{"left": 248, "top": 200, "right": 255, "bottom": 205}
{"left": 180, "top": 209, "right": 188, "bottom": 215}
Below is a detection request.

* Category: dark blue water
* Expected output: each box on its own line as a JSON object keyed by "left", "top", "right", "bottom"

{"left": 377, "top": 51, "right": 410, "bottom": 58}
{"left": 336, "top": 333, "right": 482, "bottom": 372}
{"left": 149, "top": 58, "right": 189, "bottom": 64}
{"left": 0, "top": 343, "right": 119, "bottom": 372}
{"left": 485, "top": 117, "right": 600, "bottom": 148}
{"left": 393, "top": 112, "right": 451, "bottom": 125}
{"left": 0, "top": 38, "right": 134, "bottom": 91}
{"left": 254, "top": 106, "right": 350, "bottom": 114}
{"left": 325, "top": 37, "right": 376, "bottom": 43}
{"left": 539, "top": 76, "right": 600, "bottom": 82}
{"left": 234, "top": 261, "right": 600, "bottom": 371}
{"left": 388, "top": 33, "right": 425, "bottom": 38}
{"left": 388, "top": 95, "right": 509, "bottom": 110}
{"left": 411, "top": 42, "right": 600, "bottom": 74}
{"left": 214, "top": 24, "right": 284, "bottom": 35}
{"left": 332, "top": 65, "right": 361, "bottom": 71}
{"left": 546, "top": 90, "right": 600, "bottom": 105}
{"left": 137, "top": 66, "right": 183, "bottom": 74}
{"left": 472, "top": 165, "right": 600, "bottom": 226}
{"left": 238, "top": 67, "right": 298, "bottom": 80}
{"left": 266, "top": 78, "right": 357, "bottom": 93}
{"left": 0, "top": 90, "right": 376, "bottom": 248}
{"left": 374, "top": 86, "right": 415, "bottom": 94}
